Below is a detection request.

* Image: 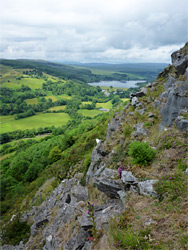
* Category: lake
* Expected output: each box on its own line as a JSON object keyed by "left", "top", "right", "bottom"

{"left": 88, "top": 80, "right": 146, "bottom": 88}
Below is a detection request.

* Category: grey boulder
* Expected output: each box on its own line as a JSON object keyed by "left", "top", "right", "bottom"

{"left": 138, "top": 180, "right": 158, "bottom": 197}
{"left": 175, "top": 116, "right": 188, "bottom": 131}
{"left": 63, "top": 228, "right": 90, "bottom": 250}
{"left": 95, "top": 168, "right": 122, "bottom": 198}
{"left": 133, "top": 123, "right": 147, "bottom": 137}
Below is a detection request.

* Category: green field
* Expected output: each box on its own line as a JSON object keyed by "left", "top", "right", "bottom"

{"left": 0, "top": 115, "right": 15, "bottom": 124}
{"left": 25, "top": 98, "right": 38, "bottom": 104}
{"left": 96, "top": 101, "right": 112, "bottom": 109}
{"left": 57, "top": 94, "right": 72, "bottom": 100}
{"left": 121, "top": 98, "right": 130, "bottom": 102}
{"left": 18, "top": 77, "right": 45, "bottom": 89}
{"left": 81, "top": 101, "right": 92, "bottom": 105}
{"left": 0, "top": 81, "right": 22, "bottom": 89}
{"left": 78, "top": 109, "right": 103, "bottom": 117}
{"left": 45, "top": 95, "right": 58, "bottom": 102}
{"left": 48, "top": 105, "right": 66, "bottom": 111}
{"left": 1, "top": 77, "right": 45, "bottom": 89}
{"left": 0, "top": 113, "right": 71, "bottom": 133}
{"left": 81, "top": 101, "right": 112, "bottom": 109}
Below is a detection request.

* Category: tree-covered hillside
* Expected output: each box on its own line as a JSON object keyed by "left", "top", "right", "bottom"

{"left": 1, "top": 59, "right": 159, "bottom": 83}
{"left": 0, "top": 60, "right": 144, "bottom": 143}
{"left": 69, "top": 62, "right": 167, "bottom": 81}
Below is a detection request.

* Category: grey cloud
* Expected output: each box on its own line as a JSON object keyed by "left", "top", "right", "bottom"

{"left": 0, "top": 0, "right": 187, "bottom": 62}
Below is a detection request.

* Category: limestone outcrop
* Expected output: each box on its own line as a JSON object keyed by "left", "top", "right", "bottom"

{"left": 106, "top": 112, "right": 123, "bottom": 140}
{"left": 171, "top": 42, "right": 188, "bottom": 75}
{"left": 160, "top": 43, "right": 188, "bottom": 130}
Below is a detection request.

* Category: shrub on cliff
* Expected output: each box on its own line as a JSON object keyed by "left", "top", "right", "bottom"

{"left": 128, "top": 141, "right": 155, "bottom": 166}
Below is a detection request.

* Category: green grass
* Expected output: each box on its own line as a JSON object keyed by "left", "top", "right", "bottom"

{"left": 0, "top": 115, "right": 15, "bottom": 123}
{"left": 0, "top": 67, "right": 63, "bottom": 91}
{"left": 0, "top": 81, "right": 21, "bottom": 89}
{"left": 18, "top": 77, "right": 44, "bottom": 89}
{"left": 81, "top": 101, "right": 92, "bottom": 105}
{"left": 1, "top": 77, "right": 45, "bottom": 89}
{"left": 80, "top": 101, "right": 112, "bottom": 109}
{"left": 48, "top": 105, "right": 66, "bottom": 111}
{"left": 96, "top": 101, "right": 112, "bottom": 109}
{"left": 78, "top": 109, "right": 103, "bottom": 117}
{"left": 44, "top": 96, "right": 58, "bottom": 102}
{"left": 0, "top": 113, "right": 71, "bottom": 133}
{"left": 154, "top": 170, "right": 187, "bottom": 203}
{"left": 25, "top": 98, "right": 38, "bottom": 105}
{"left": 56, "top": 94, "right": 72, "bottom": 100}
{"left": 121, "top": 98, "right": 129, "bottom": 102}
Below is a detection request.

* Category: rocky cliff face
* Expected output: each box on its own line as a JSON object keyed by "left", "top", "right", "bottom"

{"left": 160, "top": 42, "right": 188, "bottom": 130}
{"left": 171, "top": 42, "right": 188, "bottom": 75}
{"left": 1, "top": 43, "right": 188, "bottom": 250}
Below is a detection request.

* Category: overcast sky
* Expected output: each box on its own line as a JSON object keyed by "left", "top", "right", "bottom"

{"left": 0, "top": 0, "right": 187, "bottom": 63}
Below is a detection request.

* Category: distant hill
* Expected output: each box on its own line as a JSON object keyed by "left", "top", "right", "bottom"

{"left": 0, "top": 59, "right": 94, "bottom": 83}
{"left": 69, "top": 62, "right": 168, "bottom": 72}
{"left": 0, "top": 59, "right": 167, "bottom": 81}
{"left": 68, "top": 62, "right": 168, "bottom": 81}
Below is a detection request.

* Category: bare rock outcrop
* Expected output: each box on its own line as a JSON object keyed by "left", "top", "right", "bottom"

{"left": 93, "top": 168, "right": 157, "bottom": 199}
{"left": 161, "top": 81, "right": 188, "bottom": 128}
{"left": 95, "top": 168, "right": 122, "bottom": 198}
{"left": 106, "top": 112, "right": 123, "bottom": 140}
{"left": 86, "top": 140, "right": 109, "bottom": 184}
{"left": 160, "top": 43, "right": 188, "bottom": 131}
{"left": 171, "top": 42, "right": 188, "bottom": 75}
